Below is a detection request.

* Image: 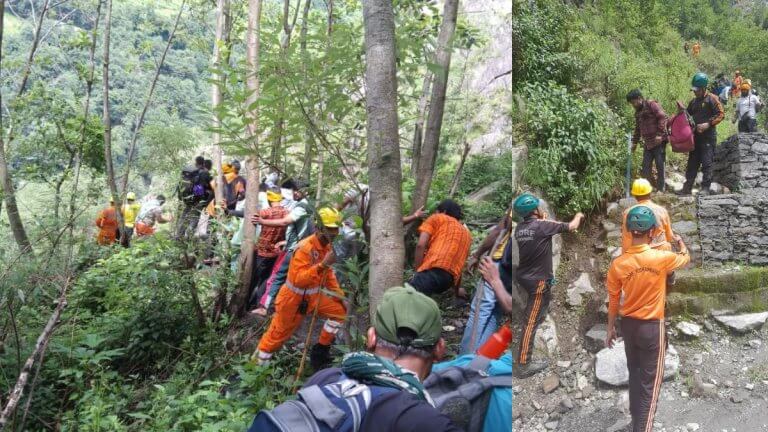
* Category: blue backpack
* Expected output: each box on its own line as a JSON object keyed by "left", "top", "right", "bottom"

{"left": 248, "top": 371, "right": 397, "bottom": 432}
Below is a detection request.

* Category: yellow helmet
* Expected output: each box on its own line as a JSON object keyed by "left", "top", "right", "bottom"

{"left": 126, "top": 192, "right": 137, "bottom": 201}
{"left": 266, "top": 190, "right": 283, "bottom": 203}
{"left": 631, "top": 178, "right": 653, "bottom": 197}
{"left": 317, "top": 207, "right": 341, "bottom": 228}
{"left": 741, "top": 82, "right": 751, "bottom": 91}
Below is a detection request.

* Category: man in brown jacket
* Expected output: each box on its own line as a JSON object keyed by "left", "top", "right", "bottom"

{"left": 627, "top": 89, "right": 669, "bottom": 192}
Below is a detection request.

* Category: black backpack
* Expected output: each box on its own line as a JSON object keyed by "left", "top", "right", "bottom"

{"left": 178, "top": 166, "right": 212, "bottom": 206}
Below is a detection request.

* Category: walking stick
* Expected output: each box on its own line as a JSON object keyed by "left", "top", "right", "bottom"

{"left": 625, "top": 133, "right": 633, "bottom": 199}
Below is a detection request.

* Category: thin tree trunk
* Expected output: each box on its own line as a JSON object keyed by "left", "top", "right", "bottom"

{"left": 362, "top": 0, "right": 405, "bottom": 317}
{"left": 298, "top": 0, "right": 313, "bottom": 181}
{"left": 410, "top": 0, "right": 460, "bottom": 212}
{"left": 315, "top": 151, "right": 324, "bottom": 201}
{"left": 0, "top": 280, "right": 70, "bottom": 430}
{"left": 449, "top": 140, "right": 470, "bottom": 197}
{"left": 67, "top": 0, "right": 103, "bottom": 265}
{"left": 411, "top": 71, "right": 432, "bottom": 175}
{"left": 271, "top": 0, "right": 302, "bottom": 168}
{"left": 119, "top": 0, "right": 186, "bottom": 204}
{"left": 101, "top": 0, "right": 127, "bottom": 243}
{"left": 230, "top": 0, "right": 262, "bottom": 318}
{"left": 212, "top": 0, "right": 231, "bottom": 207}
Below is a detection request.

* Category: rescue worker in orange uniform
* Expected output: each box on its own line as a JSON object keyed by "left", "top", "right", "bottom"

{"left": 255, "top": 207, "right": 347, "bottom": 371}
{"left": 95, "top": 198, "right": 118, "bottom": 245}
{"left": 606, "top": 206, "right": 690, "bottom": 432}
{"left": 621, "top": 179, "right": 674, "bottom": 253}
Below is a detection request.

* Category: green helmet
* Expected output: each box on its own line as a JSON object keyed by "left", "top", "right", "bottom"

{"left": 691, "top": 72, "right": 709, "bottom": 90}
{"left": 513, "top": 193, "right": 540, "bottom": 217}
{"left": 626, "top": 205, "right": 657, "bottom": 232}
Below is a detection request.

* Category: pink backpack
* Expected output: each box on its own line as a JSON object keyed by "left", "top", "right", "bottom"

{"left": 668, "top": 112, "right": 694, "bottom": 153}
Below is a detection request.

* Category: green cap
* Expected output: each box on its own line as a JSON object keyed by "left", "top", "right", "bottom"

{"left": 374, "top": 286, "right": 442, "bottom": 348}
{"left": 626, "top": 205, "right": 657, "bottom": 232}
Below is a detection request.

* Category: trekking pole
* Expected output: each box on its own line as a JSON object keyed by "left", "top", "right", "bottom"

{"left": 625, "top": 133, "right": 633, "bottom": 199}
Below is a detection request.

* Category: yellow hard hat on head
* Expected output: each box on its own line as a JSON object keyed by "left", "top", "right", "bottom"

{"left": 741, "top": 82, "right": 751, "bottom": 91}
{"left": 631, "top": 178, "right": 653, "bottom": 196}
{"left": 317, "top": 207, "right": 341, "bottom": 228}
{"left": 266, "top": 189, "right": 283, "bottom": 203}
{"left": 126, "top": 192, "right": 137, "bottom": 201}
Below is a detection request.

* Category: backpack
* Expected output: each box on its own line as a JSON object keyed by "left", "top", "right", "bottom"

{"left": 426, "top": 354, "right": 513, "bottom": 432}
{"left": 248, "top": 372, "right": 398, "bottom": 432}
{"left": 178, "top": 167, "right": 211, "bottom": 206}
{"left": 668, "top": 112, "right": 695, "bottom": 153}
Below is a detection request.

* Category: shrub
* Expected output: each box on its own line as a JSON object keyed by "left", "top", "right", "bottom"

{"left": 520, "top": 82, "right": 625, "bottom": 214}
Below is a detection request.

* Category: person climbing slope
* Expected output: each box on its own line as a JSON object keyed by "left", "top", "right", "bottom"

{"left": 627, "top": 89, "right": 668, "bottom": 192}
{"left": 606, "top": 206, "right": 690, "bottom": 432}
{"left": 733, "top": 81, "right": 762, "bottom": 133}
{"left": 254, "top": 207, "right": 346, "bottom": 371}
{"left": 512, "top": 193, "right": 584, "bottom": 378}
{"left": 410, "top": 199, "right": 472, "bottom": 300}
{"left": 121, "top": 192, "right": 142, "bottom": 244}
{"left": 135, "top": 194, "right": 172, "bottom": 237}
{"left": 249, "top": 285, "right": 459, "bottom": 432}
{"left": 95, "top": 198, "right": 118, "bottom": 246}
{"left": 677, "top": 73, "right": 724, "bottom": 196}
{"left": 248, "top": 187, "right": 288, "bottom": 316}
{"left": 621, "top": 179, "right": 674, "bottom": 252}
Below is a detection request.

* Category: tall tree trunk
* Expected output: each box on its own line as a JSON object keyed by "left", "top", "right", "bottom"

{"left": 271, "top": 0, "right": 303, "bottom": 168}
{"left": 101, "top": 0, "right": 126, "bottom": 243}
{"left": 410, "top": 0, "right": 460, "bottom": 212}
{"left": 411, "top": 71, "right": 432, "bottom": 175}
{"left": 298, "top": 0, "right": 313, "bottom": 181}
{"left": 67, "top": 0, "right": 103, "bottom": 265}
{"left": 448, "top": 140, "right": 470, "bottom": 197}
{"left": 119, "top": 0, "right": 186, "bottom": 204}
{"left": 212, "top": 0, "right": 231, "bottom": 206}
{"left": 230, "top": 0, "right": 262, "bottom": 318}
{"left": 362, "top": 0, "right": 404, "bottom": 317}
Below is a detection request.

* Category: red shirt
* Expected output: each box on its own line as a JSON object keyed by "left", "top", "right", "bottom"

{"left": 256, "top": 206, "right": 288, "bottom": 258}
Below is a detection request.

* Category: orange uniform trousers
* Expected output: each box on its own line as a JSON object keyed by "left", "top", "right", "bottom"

{"left": 257, "top": 285, "right": 346, "bottom": 353}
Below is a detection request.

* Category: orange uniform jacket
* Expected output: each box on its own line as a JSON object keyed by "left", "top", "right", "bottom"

{"left": 95, "top": 207, "right": 118, "bottom": 245}
{"left": 621, "top": 200, "right": 674, "bottom": 252}
{"left": 257, "top": 233, "right": 346, "bottom": 354}
{"left": 607, "top": 244, "right": 690, "bottom": 321}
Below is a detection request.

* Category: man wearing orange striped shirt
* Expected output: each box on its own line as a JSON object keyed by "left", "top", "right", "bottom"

{"left": 606, "top": 206, "right": 690, "bottom": 432}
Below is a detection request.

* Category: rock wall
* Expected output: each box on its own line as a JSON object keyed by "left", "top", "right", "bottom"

{"left": 698, "top": 193, "right": 768, "bottom": 265}
{"left": 713, "top": 133, "right": 768, "bottom": 194}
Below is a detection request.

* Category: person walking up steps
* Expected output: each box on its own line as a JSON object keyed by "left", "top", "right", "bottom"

{"left": 512, "top": 194, "right": 584, "bottom": 378}
{"left": 733, "top": 81, "right": 762, "bottom": 133}
{"left": 677, "top": 72, "right": 724, "bottom": 196}
{"left": 627, "top": 89, "right": 668, "bottom": 192}
{"left": 606, "top": 206, "right": 690, "bottom": 432}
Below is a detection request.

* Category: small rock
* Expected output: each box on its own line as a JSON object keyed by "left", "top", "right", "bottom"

{"left": 532, "top": 400, "right": 542, "bottom": 410}
{"left": 607, "top": 246, "right": 622, "bottom": 259}
{"left": 582, "top": 385, "right": 595, "bottom": 398}
{"left": 577, "top": 374, "right": 589, "bottom": 390}
{"left": 676, "top": 321, "right": 701, "bottom": 338}
{"left": 602, "top": 220, "right": 618, "bottom": 231}
{"left": 745, "top": 383, "right": 754, "bottom": 391}
{"left": 544, "top": 421, "right": 558, "bottom": 430}
{"left": 584, "top": 324, "right": 608, "bottom": 353}
{"left": 691, "top": 353, "right": 703, "bottom": 366}
{"left": 606, "top": 202, "right": 620, "bottom": 217}
{"left": 672, "top": 220, "right": 698, "bottom": 235}
{"left": 691, "top": 375, "right": 718, "bottom": 398}
{"left": 714, "top": 312, "right": 768, "bottom": 333}
{"left": 731, "top": 391, "right": 746, "bottom": 403}
{"left": 572, "top": 391, "right": 583, "bottom": 399}
{"left": 687, "top": 423, "right": 700, "bottom": 432}
{"left": 542, "top": 374, "right": 560, "bottom": 394}
{"left": 557, "top": 360, "right": 571, "bottom": 368}
{"left": 724, "top": 380, "right": 734, "bottom": 388}
{"left": 558, "top": 397, "right": 574, "bottom": 413}
{"left": 595, "top": 342, "right": 679, "bottom": 386}
{"left": 566, "top": 273, "right": 595, "bottom": 307}
{"left": 748, "top": 339, "right": 762, "bottom": 349}
{"left": 442, "top": 325, "right": 456, "bottom": 332}
{"left": 680, "top": 391, "right": 689, "bottom": 398}
{"left": 606, "top": 417, "right": 632, "bottom": 432}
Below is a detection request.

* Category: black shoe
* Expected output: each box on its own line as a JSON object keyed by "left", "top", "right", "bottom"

{"left": 675, "top": 188, "right": 692, "bottom": 196}
{"left": 309, "top": 343, "right": 333, "bottom": 371}
{"left": 513, "top": 360, "right": 548, "bottom": 378}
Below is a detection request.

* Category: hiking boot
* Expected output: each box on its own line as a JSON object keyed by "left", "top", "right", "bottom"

{"left": 310, "top": 343, "right": 333, "bottom": 371}
{"left": 513, "top": 360, "right": 548, "bottom": 378}
{"left": 674, "top": 188, "right": 692, "bottom": 197}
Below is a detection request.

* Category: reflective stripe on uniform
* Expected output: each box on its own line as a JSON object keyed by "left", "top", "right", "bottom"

{"left": 285, "top": 281, "right": 320, "bottom": 295}
{"left": 323, "top": 320, "right": 343, "bottom": 335}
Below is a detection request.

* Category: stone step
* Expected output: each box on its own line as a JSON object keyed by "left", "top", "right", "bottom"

{"left": 669, "top": 266, "right": 768, "bottom": 295}
{"left": 666, "top": 288, "right": 768, "bottom": 316}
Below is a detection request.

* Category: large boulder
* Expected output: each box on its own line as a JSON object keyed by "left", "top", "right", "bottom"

{"left": 714, "top": 312, "right": 768, "bottom": 333}
{"left": 533, "top": 314, "right": 559, "bottom": 358}
{"left": 595, "top": 342, "right": 679, "bottom": 386}
{"left": 584, "top": 324, "right": 607, "bottom": 353}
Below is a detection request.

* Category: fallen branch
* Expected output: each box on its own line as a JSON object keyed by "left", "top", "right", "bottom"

{"left": 0, "top": 279, "right": 71, "bottom": 430}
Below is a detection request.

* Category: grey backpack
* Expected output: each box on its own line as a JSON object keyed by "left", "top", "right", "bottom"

{"left": 423, "top": 356, "right": 513, "bottom": 432}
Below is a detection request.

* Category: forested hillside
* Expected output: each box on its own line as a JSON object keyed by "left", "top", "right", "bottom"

{"left": 1, "top": 0, "right": 768, "bottom": 430}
